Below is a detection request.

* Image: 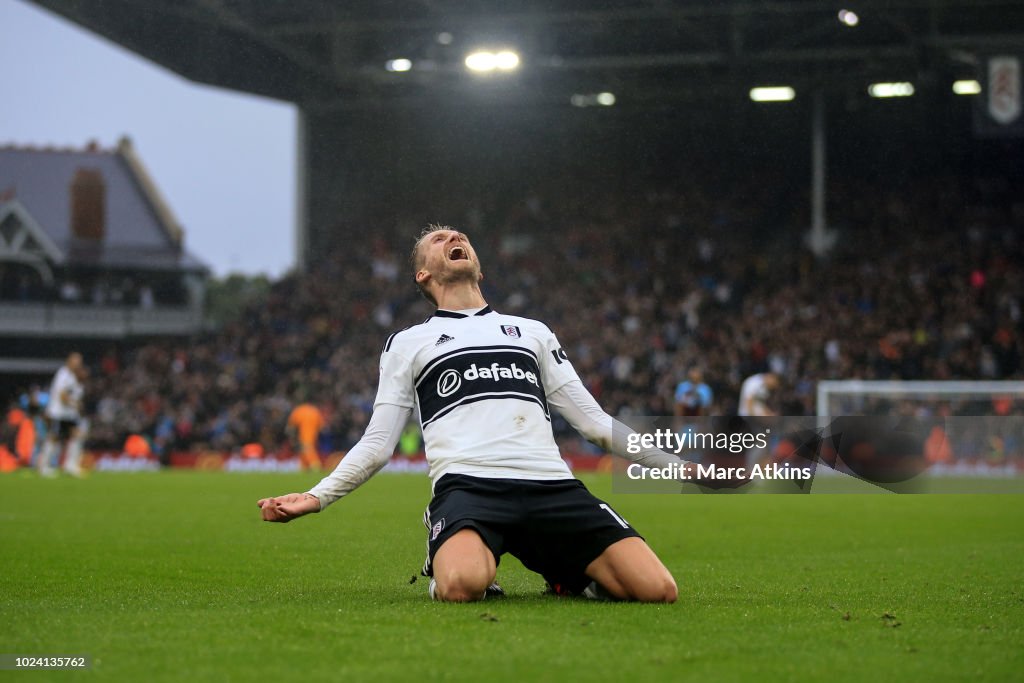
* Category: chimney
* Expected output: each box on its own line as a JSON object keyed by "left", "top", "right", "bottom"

{"left": 70, "top": 168, "right": 106, "bottom": 241}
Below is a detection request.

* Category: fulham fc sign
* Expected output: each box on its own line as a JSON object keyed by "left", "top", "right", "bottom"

{"left": 975, "top": 55, "right": 1024, "bottom": 138}
{"left": 989, "top": 57, "right": 1021, "bottom": 125}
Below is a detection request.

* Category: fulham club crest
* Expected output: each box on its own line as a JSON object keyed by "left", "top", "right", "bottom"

{"left": 500, "top": 325, "right": 522, "bottom": 338}
{"left": 989, "top": 56, "right": 1021, "bottom": 125}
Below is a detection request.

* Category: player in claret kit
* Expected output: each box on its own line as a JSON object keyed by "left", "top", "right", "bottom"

{"left": 259, "top": 225, "right": 690, "bottom": 602}
{"left": 674, "top": 366, "right": 713, "bottom": 417}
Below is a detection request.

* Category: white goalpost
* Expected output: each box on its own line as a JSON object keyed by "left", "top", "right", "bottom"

{"left": 816, "top": 380, "right": 1024, "bottom": 417}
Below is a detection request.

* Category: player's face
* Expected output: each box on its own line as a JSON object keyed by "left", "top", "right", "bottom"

{"left": 417, "top": 229, "right": 482, "bottom": 285}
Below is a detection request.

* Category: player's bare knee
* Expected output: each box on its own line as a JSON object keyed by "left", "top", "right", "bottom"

{"left": 435, "top": 576, "right": 487, "bottom": 602}
{"left": 660, "top": 576, "right": 679, "bottom": 603}
{"left": 634, "top": 574, "right": 678, "bottom": 603}
{"left": 437, "top": 585, "right": 485, "bottom": 602}
{"left": 434, "top": 568, "right": 490, "bottom": 602}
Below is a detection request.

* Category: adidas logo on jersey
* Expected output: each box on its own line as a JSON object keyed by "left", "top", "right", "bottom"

{"left": 435, "top": 334, "right": 455, "bottom": 347}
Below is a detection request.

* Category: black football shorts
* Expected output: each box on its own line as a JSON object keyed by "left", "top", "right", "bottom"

{"left": 48, "top": 418, "right": 78, "bottom": 441}
{"left": 422, "top": 473, "right": 643, "bottom": 594}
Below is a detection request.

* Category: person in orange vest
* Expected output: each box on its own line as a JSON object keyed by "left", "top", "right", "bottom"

{"left": 18, "top": 388, "right": 47, "bottom": 467}
{"left": 924, "top": 426, "right": 953, "bottom": 464}
{"left": 287, "top": 401, "right": 325, "bottom": 471}
{"left": 4, "top": 406, "right": 37, "bottom": 467}
{"left": 0, "top": 405, "right": 19, "bottom": 472}
{"left": 241, "top": 442, "right": 265, "bottom": 459}
{"left": 16, "top": 413, "right": 35, "bottom": 467}
{"left": 123, "top": 434, "right": 152, "bottom": 458}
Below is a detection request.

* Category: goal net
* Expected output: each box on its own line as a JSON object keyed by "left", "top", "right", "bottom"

{"left": 816, "top": 380, "right": 1024, "bottom": 477}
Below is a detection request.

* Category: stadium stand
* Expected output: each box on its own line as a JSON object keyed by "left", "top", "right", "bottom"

{"left": 0, "top": 138, "right": 209, "bottom": 422}
{"left": 53, "top": 168, "right": 1022, "bottom": 459}
{"left": 0, "top": 139, "right": 207, "bottom": 334}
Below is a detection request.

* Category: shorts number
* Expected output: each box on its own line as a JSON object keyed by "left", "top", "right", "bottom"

{"left": 599, "top": 503, "right": 629, "bottom": 529}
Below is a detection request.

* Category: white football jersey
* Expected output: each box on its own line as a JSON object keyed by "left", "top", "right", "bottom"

{"left": 738, "top": 373, "right": 771, "bottom": 417}
{"left": 377, "top": 306, "right": 578, "bottom": 484}
{"left": 46, "top": 365, "right": 83, "bottom": 421}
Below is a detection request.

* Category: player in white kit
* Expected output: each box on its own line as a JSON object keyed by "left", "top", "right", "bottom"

{"left": 736, "top": 372, "right": 780, "bottom": 469}
{"left": 738, "top": 372, "right": 779, "bottom": 417}
{"left": 38, "top": 352, "right": 86, "bottom": 477}
{"left": 259, "top": 226, "right": 689, "bottom": 602}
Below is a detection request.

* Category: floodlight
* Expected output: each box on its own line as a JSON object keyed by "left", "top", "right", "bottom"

{"left": 838, "top": 10, "right": 859, "bottom": 27}
{"left": 465, "top": 51, "right": 496, "bottom": 71}
{"left": 385, "top": 59, "right": 412, "bottom": 72}
{"left": 750, "top": 86, "right": 796, "bottom": 102}
{"left": 868, "top": 82, "right": 914, "bottom": 98}
{"left": 952, "top": 80, "right": 981, "bottom": 95}
{"left": 465, "top": 50, "right": 520, "bottom": 73}
{"left": 494, "top": 51, "right": 520, "bottom": 70}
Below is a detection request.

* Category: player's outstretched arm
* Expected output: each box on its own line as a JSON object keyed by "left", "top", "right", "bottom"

{"left": 256, "top": 403, "right": 411, "bottom": 522}
{"left": 548, "top": 380, "right": 694, "bottom": 474}
{"left": 257, "top": 493, "right": 321, "bottom": 523}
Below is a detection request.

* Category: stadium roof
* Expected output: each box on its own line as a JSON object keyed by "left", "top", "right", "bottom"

{"left": 28, "top": 0, "right": 1024, "bottom": 109}
{"left": 0, "top": 139, "right": 207, "bottom": 272}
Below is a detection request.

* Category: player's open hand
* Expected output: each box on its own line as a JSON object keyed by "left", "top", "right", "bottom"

{"left": 257, "top": 493, "right": 320, "bottom": 522}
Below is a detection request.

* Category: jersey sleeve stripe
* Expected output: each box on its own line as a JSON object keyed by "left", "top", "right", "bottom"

{"left": 383, "top": 326, "right": 412, "bottom": 353}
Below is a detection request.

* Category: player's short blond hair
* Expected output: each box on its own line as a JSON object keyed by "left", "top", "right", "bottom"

{"left": 410, "top": 224, "right": 456, "bottom": 306}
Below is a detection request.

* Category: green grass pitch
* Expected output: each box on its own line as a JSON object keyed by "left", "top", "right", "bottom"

{"left": 1, "top": 471, "right": 1021, "bottom": 682}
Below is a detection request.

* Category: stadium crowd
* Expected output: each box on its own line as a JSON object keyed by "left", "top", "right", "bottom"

{"left": 0, "top": 266, "right": 189, "bottom": 307}
{"left": 20, "top": 170, "right": 1022, "bottom": 459}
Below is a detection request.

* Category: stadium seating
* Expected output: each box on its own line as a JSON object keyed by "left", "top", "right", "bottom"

{"left": 62, "top": 172, "right": 1024, "bottom": 455}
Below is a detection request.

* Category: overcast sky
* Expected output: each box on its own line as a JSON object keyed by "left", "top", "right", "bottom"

{"left": 0, "top": 0, "right": 297, "bottom": 278}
